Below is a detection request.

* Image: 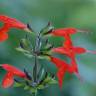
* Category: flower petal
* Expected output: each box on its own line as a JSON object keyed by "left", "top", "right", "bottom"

{"left": 63, "top": 39, "right": 73, "bottom": 48}
{"left": 57, "top": 66, "right": 67, "bottom": 88}
{"left": 52, "top": 28, "right": 77, "bottom": 37}
{"left": 70, "top": 58, "right": 79, "bottom": 74}
{"left": 0, "top": 32, "right": 8, "bottom": 42}
{"left": 0, "top": 15, "right": 27, "bottom": 29}
{"left": 73, "top": 47, "right": 86, "bottom": 54}
{"left": 1, "top": 64, "right": 26, "bottom": 78}
{"left": 50, "top": 56, "right": 68, "bottom": 68}
{"left": 50, "top": 56, "right": 70, "bottom": 88}
{"left": 2, "top": 72, "right": 14, "bottom": 88}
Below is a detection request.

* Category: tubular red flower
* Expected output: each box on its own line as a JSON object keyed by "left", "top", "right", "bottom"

{"left": 52, "top": 45, "right": 86, "bottom": 77}
{"left": 52, "top": 38, "right": 88, "bottom": 57}
{"left": 51, "top": 28, "right": 77, "bottom": 40}
{"left": 1, "top": 64, "right": 27, "bottom": 88}
{"left": 50, "top": 56, "right": 81, "bottom": 85}
{"left": 50, "top": 56, "right": 67, "bottom": 68}
{"left": 49, "top": 56, "right": 70, "bottom": 88}
{"left": 0, "top": 15, "right": 30, "bottom": 42}
{"left": 69, "top": 57, "right": 79, "bottom": 74}
{"left": 73, "top": 47, "right": 87, "bottom": 54}
{"left": 1, "top": 64, "right": 26, "bottom": 78}
{"left": 50, "top": 27, "right": 87, "bottom": 39}
{"left": 51, "top": 38, "right": 87, "bottom": 80}
{"left": 52, "top": 46, "right": 87, "bottom": 57}
{"left": 52, "top": 37, "right": 96, "bottom": 82}
{"left": 52, "top": 28, "right": 77, "bottom": 36}
{"left": 0, "top": 15, "right": 27, "bottom": 29}
{"left": 57, "top": 66, "right": 67, "bottom": 88}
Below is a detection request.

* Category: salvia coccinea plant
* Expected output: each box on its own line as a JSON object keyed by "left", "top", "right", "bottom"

{"left": 0, "top": 15, "right": 96, "bottom": 96}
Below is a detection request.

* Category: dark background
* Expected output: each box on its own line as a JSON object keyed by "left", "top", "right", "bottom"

{"left": 0, "top": 0, "right": 96, "bottom": 96}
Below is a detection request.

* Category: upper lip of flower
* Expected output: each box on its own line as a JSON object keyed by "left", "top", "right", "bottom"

{"left": 51, "top": 28, "right": 77, "bottom": 37}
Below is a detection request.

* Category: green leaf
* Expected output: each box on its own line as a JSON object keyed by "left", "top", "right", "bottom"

{"left": 30, "top": 88, "right": 37, "bottom": 94}
{"left": 45, "top": 44, "right": 53, "bottom": 50}
{"left": 43, "top": 76, "right": 51, "bottom": 83}
{"left": 16, "top": 47, "right": 33, "bottom": 58}
{"left": 24, "top": 86, "right": 30, "bottom": 90}
{"left": 37, "top": 68, "right": 45, "bottom": 81}
{"left": 40, "top": 22, "right": 54, "bottom": 35}
{"left": 37, "top": 85, "right": 45, "bottom": 89}
{"left": 23, "top": 53, "right": 33, "bottom": 58}
{"left": 41, "top": 75, "right": 57, "bottom": 86}
{"left": 48, "top": 79, "right": 57, "bottom": 84}
{"left": 20, "top": 39, "right": 31, "bottom": 50}
{"left": 16, "top": 47, "right": 30, "bottom": 53}
{"left": 38, "top": 55, "right": 51, "bottom": 60}
{"left": 13, "top": 82, "right": 24, "bottom": 87}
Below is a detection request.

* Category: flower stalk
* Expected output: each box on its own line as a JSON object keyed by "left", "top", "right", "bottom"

{"left": 33, "top": 32, "right": 41, "bottom": 83}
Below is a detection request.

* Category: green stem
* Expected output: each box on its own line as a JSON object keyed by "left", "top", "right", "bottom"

{"left": 33, "top": 32, "right": 41, "bottom": 83}
{"left": 33, "top": 54, "right": 38, "bottom": 82}
{"left": 32, "top": 92, "right": 37, "bottom": 96}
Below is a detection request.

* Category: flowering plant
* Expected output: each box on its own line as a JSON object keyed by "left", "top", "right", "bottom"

{"left": 0, "top": 15, "right": 96, "bottom": 96}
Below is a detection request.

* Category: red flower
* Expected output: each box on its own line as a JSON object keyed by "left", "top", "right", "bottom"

{"left": 49, "top": 56, "right": 70, "bottom": 88}
{"left": 0, "top": 15, "right": 30, "bottom": 42}
{"left": 52, "top": 39, "right": 96, "bottom": 79}
{"left": 69, "top": 58, "right": 81, "bottom": 80}
{"left": 52, "top": 37, "right": 96, "bottom": 57}
{"left": 0, "top": 64, "right": 26, "bottom": 88}
{"left": 50, "top": 56, "right": 66, "bottom": 68}
{"left": 0, "top": 32, "right": 8, "bottom": 42}
{"left": 52, "top": 28, "right": 77, "bottom": 36}
{"left": 52, "top": 46, "right": 87, "bottom": 57}
{"left": 57, "top": 66, "right": 67, "bottom": 88}
{"left": 52, "top": 43, "right": 85, "bottom": 76}
{"left": 49, "top": 56, "right": 82, "bottom": 88}
{"left": 50, "top": 28, "right": 77, "bottom": 40}
{"left": 50, "top": 27, "right": 86, "bottom": 39}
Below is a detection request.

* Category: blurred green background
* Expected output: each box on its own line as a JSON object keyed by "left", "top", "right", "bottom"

{"left": 0, "top": 0, "right": 96, "bottom": 96}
